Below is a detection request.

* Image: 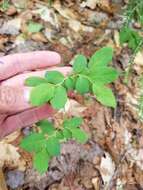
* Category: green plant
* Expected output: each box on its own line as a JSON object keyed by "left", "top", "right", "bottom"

{"left": 124, "top": 0, "right": 143, "bottom": 26}
{"left": 20, "top": 47, "right": 119, "bottom": 173}
{"left": 27, "top": 21, "right": 44, "bottom": 33}
{"left": 21, "top": 117, "right": 88, "bottom": 174}
{"left": 120, "top": 27, "right": 142, "bottom": 52}
{"left": 0, "top": 0, "right": 10, "bottom": 11}
{"left": 25, "top": 47, "right": 118, "bottom": 108}
{"left": 48, "top": 0, "right": 53, "bottom": 6}
{"left": 119, "top": 0, "right": 143, "bottom": 83}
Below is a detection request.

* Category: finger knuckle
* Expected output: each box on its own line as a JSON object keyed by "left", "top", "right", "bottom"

{"left": 0, "top": 86, "right": 16, "bottom": 106}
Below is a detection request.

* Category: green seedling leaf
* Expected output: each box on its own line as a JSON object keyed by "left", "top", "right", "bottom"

{"left": 92, "top": 84, "right": 116, "bottom": 108}
{"left": 71, "top": 128, "right": 88, "bottom": 144}
{"left": 89, "top": 47, "right": 113, "bottom": 69}
{"left": 1, "top": 0, "right": 10, "bottom": 11}
{"left": 34, "top": 149, "right": 50, "bottom": 174}
{"left": 88, "top": 67, "right": 119, "bottom": 85}
{"left": 50, "top": 86, "right": 67, "bottom": 109}
{"left": 30, "top": 83, "right": 55, "bottom": 106}
{"left": 119, "top": 27, "right": 131, "bottom": 45}
{"left": 63, "top": 117, "right": 83, "bottom": 128}
{"left": 25, "top": 76, "right": 48, "bottom": 87}
{"left": 46, "top": 136, "right": 60, "bottom": 156}
{"left": 75, "top": 76, "right": 90, "bottom": 94}
{"left": 120, "top": 27, "right": 142, "bottom": 51}
{"left": 64, "top": 77, "right": 75, "bottom": 90}
{"left": 28, "top": 21, "right": 43, "bottom": 33}
{"left": 73, "top": 54, "right": 87, "bottom": 73}
{"left": 45, "top": 71, "right": 64, "bottom": 84}
{"left": 20, "top": 133, "right": 46, "bottom": 152}
{"left": 37, "top": 120, "right": 55, "bottom": 135}
{"left": 23, "top": 47, "right": 119, "bottom": 174}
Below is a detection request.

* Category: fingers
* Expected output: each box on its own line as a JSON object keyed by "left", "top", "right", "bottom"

{"left": 0, "top": 51, "right": 61, "bottom": 81}
{"left": 0, "top": 104, "right": 55, "bottom": 138}
{"left": 0, "top": 86, "right": 31, "bottom": 113}
{"left": 2, "top": 66, "right": 72, "bottom": 87}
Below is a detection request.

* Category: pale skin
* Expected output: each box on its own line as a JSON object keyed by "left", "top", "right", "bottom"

{"left": 0, "top": 51, "right": 71, "bottom": 139}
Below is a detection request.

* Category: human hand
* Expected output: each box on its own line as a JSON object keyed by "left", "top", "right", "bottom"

{"left": 0, "top": 51, "right": 71, "bottom": 138}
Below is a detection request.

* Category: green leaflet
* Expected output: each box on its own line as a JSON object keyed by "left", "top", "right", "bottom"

{"left": 70, "top": 128, "right": 88, "bottom": 144}
{"left": 37, "top": 120, "right": 55, "bottom": 135}
{"left": 45, "top": 71, "right": 64, "bottom": 84}
{"left": 50, "top": 86, "right": 67, "bottom": 109}
{"left": 73, "top": 54, "right": 87, "bottom": 73}
{"left": 46, "top": 136, "right": 60, "bottom": 156}
{"left": 56, "top": 131, "right": 64, "bottom": 140}
{"left": 89, "top": 47, "right": 113, "bottom": 68}
{"left": 88, "top": 66, "right": 119, "bottom": 85}
{"left": 30, "top": 83, "right": 55, "bottom": 106}
{"left": 20, "top": 133, "right": 46, "bottom": 152}
{"left": 92, "top": 84, "right": 116, "bottom": 108}
{"left": 63, "top": 117, "right": 83, "bottom": 128}
{"left": 20, "top": 116, "right": 88, "bottom": 174}
{"left": 25, "top": 76, "right": 48, "bottom": 87}
{"left": 64, "top": 77, "right": 75, "bottom": 90}
{"left": 75, "top": 76, "right": 90, "bottom": 94}
{"left": 34, "top": 149, "right": 50, "bottom": 174}
{"left": 62, "top": 128, "right": 72, "bottom": 139}
{"left": 27, "top": 21, "right": 43, "bottom": 33}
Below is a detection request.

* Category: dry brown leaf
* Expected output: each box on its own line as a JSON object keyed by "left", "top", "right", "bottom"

{"left": 99, "top": 152, "right": 115, "bottom": 187}
{"left": 0, "top": 142, "right": 20, "bottom": 168}
{"left": 80, "top": 0, "right": 99, "bottom": 9}
{"left": 61, "top": 99, "right": 86, "bottom": 116}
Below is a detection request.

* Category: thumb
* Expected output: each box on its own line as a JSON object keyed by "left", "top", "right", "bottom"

{"left": 0, "top": 104, "right": 55, "bottom": 138}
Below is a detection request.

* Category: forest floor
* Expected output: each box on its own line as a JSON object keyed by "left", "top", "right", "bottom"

{"left": 0, "top": 0, "right": 143, "bottom": 190}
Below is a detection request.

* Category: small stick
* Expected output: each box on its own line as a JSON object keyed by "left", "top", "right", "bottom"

{"left": 0, "top": 168, "right": 8, "bottom": 190}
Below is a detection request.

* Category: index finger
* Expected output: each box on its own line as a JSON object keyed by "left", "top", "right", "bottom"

{"left": 0, "top": 51, "right": 61, "bottom": 81}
